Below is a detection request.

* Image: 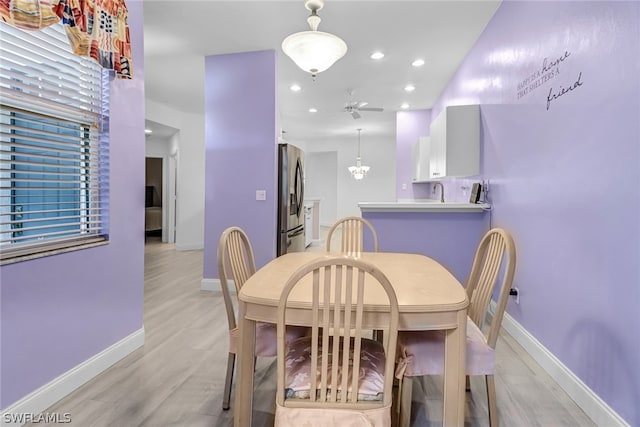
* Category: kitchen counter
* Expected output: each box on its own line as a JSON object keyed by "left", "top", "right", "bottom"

{"left": 359, "top": 201, "right": 490, "bottom": 281}
{"left": 358, "top": 201, "right": 491, "bottom": 213}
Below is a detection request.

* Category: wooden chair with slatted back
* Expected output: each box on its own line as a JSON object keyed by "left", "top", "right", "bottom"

{"left": 275, "top": 256, "right": 399, "bottom": 426}
{"left": 217, "top": 226, "right": 308, "bottom": 410}
{"left": 325, "top": 216, "right": 379, "bottom": 256}
{"left": 395, "top": 228, "right": 517, "bottom": 427}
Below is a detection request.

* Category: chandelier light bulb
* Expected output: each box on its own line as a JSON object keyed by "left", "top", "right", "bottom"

{"left": 348, "top": 128, "right": 370, "bottom": 180}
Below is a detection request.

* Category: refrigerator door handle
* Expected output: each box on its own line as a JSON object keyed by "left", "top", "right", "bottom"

{"left": 294, "top": 158, "right": 304, "bottom": 217}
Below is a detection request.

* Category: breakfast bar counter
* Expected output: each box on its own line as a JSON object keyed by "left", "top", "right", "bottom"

{"left": 359, "top": 201, "right": 490, "bottom": 282}
{"left": 358, "top": 201, "right": 491, "bottom": 213}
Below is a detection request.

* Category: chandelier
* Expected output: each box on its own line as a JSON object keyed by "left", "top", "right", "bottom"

{"left": 281, "top": 0, "right": 348, "bottom": 80}
{"left": 348, "top": 129, "right": 370, "bottom": 180}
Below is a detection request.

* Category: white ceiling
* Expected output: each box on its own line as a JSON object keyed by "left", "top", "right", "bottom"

{"left": 143, "top": 0, "right": 500, "bottom": 142}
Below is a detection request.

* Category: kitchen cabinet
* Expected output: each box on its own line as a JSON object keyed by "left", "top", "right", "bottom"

{"left": 428, "top": 104, "right": 480, "bottom": 178}
{"left": 412, "top": 136, "right": 431, "bottom": 182}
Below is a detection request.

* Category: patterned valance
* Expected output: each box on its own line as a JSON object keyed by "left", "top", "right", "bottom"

{"left": 0, "top": 0, "right": 133, "bottom": 78}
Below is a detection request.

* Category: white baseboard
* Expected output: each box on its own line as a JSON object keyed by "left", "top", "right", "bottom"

{"left": 201, "top": 278, "right": 221, "bottom": 291}
{"left": 201, "top": 278, "right": 235, "bottom": 293}
{"left": 493, "top": 303, "right": 629, "bottom": 427}
{"left": 175, "top": 242, "right": 203, "bottom": 251}
{"left": 1, "top": 328, "right": 145, "bottom": 426}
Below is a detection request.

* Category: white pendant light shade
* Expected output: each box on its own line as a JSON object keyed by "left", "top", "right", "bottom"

{"left": 282, "top": 30, "right": 347, "bottom": 77}
{"left": 282, "top": 0, "right": 347, "bottom": 79}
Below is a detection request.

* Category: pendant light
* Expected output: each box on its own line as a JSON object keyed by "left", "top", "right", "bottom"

{"left": 348, "top": 128, "right": 370, "bottom": 180}
{"left": 281, "top": 0, "right": 348, "bottom": 80}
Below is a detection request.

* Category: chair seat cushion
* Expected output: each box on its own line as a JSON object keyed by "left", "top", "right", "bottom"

{"left": 284, "top": 336, "right": 386, "bottom": 401}
{"left": 275, "top": 404, "right": 391, "bottom": 427}
{"left": 395, "top": 318, "right": 494, "bottom": 377}
{"left": 229, "top": 323, "right": 309, "bottom": 357}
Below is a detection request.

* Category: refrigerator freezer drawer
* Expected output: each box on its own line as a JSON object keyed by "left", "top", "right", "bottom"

{"left": 285, "top": 225, "right": 306, "bottom": 253}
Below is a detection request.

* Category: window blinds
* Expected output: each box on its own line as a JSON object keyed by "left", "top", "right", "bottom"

{"left": 0, "top": 22, "right": 109, "bottom": 260}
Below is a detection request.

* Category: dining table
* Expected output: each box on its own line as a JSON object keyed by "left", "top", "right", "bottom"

{"left": 234, "top": 251, "right": 469, "bottom": 427}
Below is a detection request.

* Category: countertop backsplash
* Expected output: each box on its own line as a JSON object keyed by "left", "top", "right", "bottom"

{"left": 412, "top": 177, "right": 484, "bottom": 204}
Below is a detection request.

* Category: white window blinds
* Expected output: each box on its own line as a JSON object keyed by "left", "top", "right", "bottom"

{"left": 0, "top": 21, "right": 109, "bottom": 260}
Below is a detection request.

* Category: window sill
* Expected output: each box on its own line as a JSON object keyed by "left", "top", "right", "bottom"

{"left": 0, "top": 238, "right": 109, "bottom": 266}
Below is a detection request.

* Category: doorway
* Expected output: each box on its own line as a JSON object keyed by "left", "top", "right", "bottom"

{"left": 145, "top": 157, "right": 163, "bottom": 241}
{"left": 144, "top": 119, "right": 178, "bottom": 244}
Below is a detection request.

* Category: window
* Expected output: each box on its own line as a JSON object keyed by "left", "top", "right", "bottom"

{"left": 0, "top": 22, "right": 109, "bottom": 262}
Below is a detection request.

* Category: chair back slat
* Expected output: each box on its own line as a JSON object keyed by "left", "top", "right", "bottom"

{"left": 465, "top": 228, "right": 516, "bottom": 349}
{"left": 349, "top": 269, "right": 366, "bottom": 403}
{"left": 277, "top": 257, "right": 399, "bottom": 410}
{"left": 326, "top": 216, "right": 379, "bottom": 255}
{"left": 330, "top": 268, "right": 342, "bottom": 403}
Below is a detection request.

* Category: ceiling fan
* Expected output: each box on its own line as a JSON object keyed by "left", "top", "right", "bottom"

{"left": 343, "top": 101, "right": 384, "bottom": 119}
{"left": 343, "top": 91, "right": 384, "bottom": 119}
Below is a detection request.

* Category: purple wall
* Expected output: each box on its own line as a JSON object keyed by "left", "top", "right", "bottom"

{"left": 203, "top": 50, "right": 278, "bottom": 280}
{"left": 428, "top": 1, "right": 640, "bottom": 423}
{"left": 0, "top": 1, "right": 145, "bottom": 409}
{"left": 395, "top": 110, "right": 430, "bottom": 200}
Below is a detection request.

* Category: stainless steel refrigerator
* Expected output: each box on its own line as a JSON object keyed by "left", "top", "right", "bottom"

{"left": 277, "top": 143, "right": 305, "bottom": 256}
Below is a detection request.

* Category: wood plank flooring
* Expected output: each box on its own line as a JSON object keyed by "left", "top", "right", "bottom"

{"left": 27, "top": 237, "right": 595, "bottom": 426}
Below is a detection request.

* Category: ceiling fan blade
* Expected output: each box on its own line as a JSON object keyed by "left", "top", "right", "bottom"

{"left": 357, "top": 101, "right": 369, "bottom": 108}
{"left": 351, "top": 111, "right": 361, "bottom": 119}
{"left": 359, "top": 107, "right": 384, "bottom": 112}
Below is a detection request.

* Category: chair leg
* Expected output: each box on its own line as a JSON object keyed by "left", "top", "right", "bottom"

{"left": 486, "top": 374, "right": 498, "bottom": 427}
{"left": 222, "top": 352, "right": 235, "bottom": 410}
{"left": 396, "top": 376, "right": 413, "bottom": 427}
{"left": 394, "top": 376, "right": 402, "bottom": 427}
{"left": 466, "top": 375, "right": 471, "bottom": 392}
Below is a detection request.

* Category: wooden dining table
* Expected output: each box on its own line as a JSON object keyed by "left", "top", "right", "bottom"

{"left": 234, "top": 251, "right": 469, "bottom": 427}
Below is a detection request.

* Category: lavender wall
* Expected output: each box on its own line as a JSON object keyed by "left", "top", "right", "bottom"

{"left": 0, "top": 1, "right": 145, "bottom": 409}
{"left": 395, "top": 110, "right": 430, "bottom": 200}
{"left": 203, "top": 50, "right": 278, "bottom": 280}
{"left": 428, "top": 1, "right": 639, "bottom": 423}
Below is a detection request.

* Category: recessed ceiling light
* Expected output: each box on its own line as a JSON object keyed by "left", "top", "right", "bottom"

{"left": 370, "top": 51, "right": 385, "bottom": 60}
{"left": 309, "top": 108, "right": 318, "bottom": 113}
{"left": 290, "top": 84, "right": 302, "bottom": 92}
{"left": 412, "top": 58, "right": 425, "bottom": 67}
{"left": 144, "top": 129, "right": 152, "bottom": 134}
{"left": 404, "top": 84, "right": 416, "bottom": 92}
{"left": 401, "top": 103, "right": 410, "bottom": 109}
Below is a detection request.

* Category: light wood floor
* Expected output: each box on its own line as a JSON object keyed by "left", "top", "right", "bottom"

{"left": 28, "top": 237, "right": 595, "bottom": 426}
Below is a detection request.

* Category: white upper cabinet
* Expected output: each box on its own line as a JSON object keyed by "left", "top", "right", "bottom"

{"left": 412, "top": 136, "right": 431, "bottom": 182}
{"left": 428, "top": 105, "right": 480, "bottom": 179}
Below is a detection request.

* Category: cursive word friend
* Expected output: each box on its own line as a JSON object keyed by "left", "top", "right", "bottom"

{"left": 546, "top": 72, "right": 583, "bottom": 110}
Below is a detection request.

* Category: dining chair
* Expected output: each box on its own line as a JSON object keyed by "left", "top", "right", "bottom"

{"left": 217, "top": 226, "right": 308, "bottom": 410}
{"left": 394, "top": 228, "right": 516, "bottom": 427}
{"left": 275, "top": 256, "right": 399, "bottom": 427}
{"left": 325, "top": 216, "right": 379, "bottom": 256}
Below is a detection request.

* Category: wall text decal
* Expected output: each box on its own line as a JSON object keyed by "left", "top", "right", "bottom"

{"left": 517, "top": 50, "right": 571, "bottom": 100}
{"left": 546, "top": 72, "right": 584, "bottom": 110}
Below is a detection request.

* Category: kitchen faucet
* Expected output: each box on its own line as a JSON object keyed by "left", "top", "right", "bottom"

{"left": 433, "top": 182, "right": 445, "bottom": 203}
